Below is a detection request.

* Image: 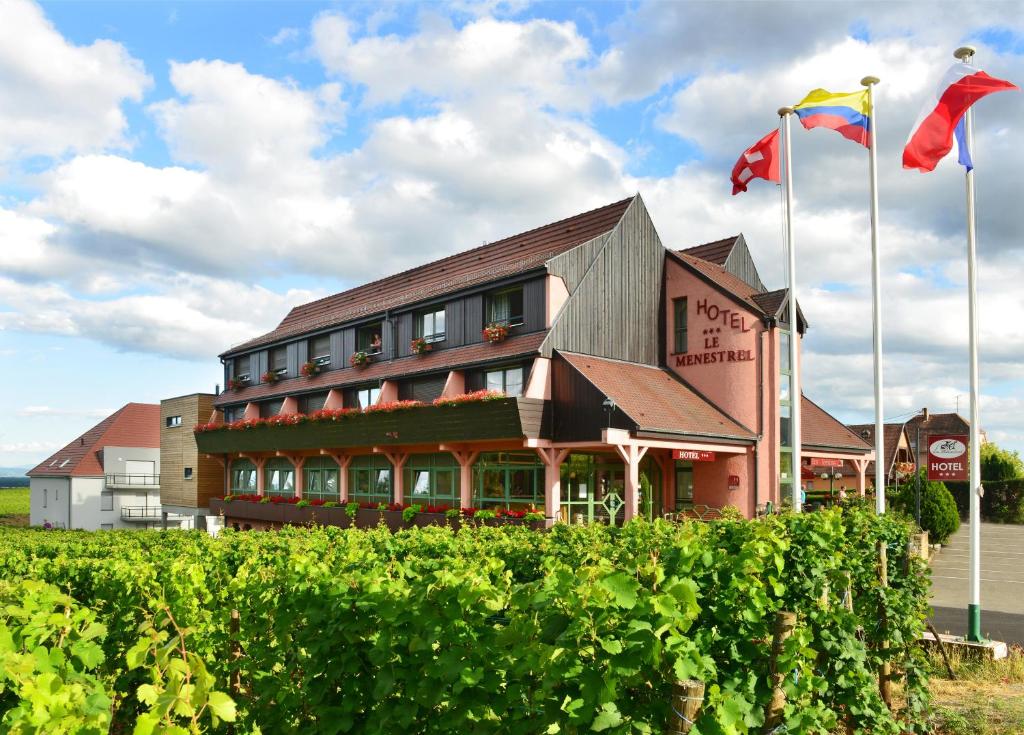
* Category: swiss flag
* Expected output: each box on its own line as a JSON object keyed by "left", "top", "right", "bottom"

{"left": 731, "top": 129, "right": 780, "bottom": 195}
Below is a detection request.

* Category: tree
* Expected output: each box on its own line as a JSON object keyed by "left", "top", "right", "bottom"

{"left": 980, "top": 442, "right": 1024, "bottom": 482}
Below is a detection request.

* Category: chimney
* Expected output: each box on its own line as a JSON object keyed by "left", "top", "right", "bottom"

{"left": 922, "top": 407, "right": 929, "bottom": 421}
{"left": 215, "top": 383, "right": 220, "bottom": 396}
{"left": 79, "top": 437, "right": 84, "bottom": 446}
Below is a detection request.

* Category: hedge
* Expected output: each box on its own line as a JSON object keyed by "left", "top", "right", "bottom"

{"left": 946, "top": 478, "right": 1024, "bottom": 524}
{"left": 0, "top": 505, "right": 930, "bottom": 734}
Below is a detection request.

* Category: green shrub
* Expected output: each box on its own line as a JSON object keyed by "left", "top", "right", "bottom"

{"left": 893, "top": 471, "right": 960, "bottom": 544}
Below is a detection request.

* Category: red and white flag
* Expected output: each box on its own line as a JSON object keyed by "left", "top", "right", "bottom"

{"left": 731, "top": 129, "right": 780, "bottom": 195}
{"left": 903, "top": 62, "right": 1017, "bottom": 173}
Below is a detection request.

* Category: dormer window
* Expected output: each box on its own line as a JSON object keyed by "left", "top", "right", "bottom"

{"left": 357, "top": 323, "right": 383, "bottom": 355}
{"left": 234, "top": 354, "right": 251, "bottom": 383}
{"left": 269, "top": 346, "right": 287, "bottom": 377}
{"left": 485, "top": 287, "right": 524, "bottom": 328}
{"left": 309, "top": 335, "right": 331, "bottom": 366}
{"left": 415, "top": 308, "right": 446, "bottom": 343}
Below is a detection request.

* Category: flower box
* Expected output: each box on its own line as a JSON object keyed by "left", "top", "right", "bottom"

{"left": 284, "top": 504, "right": 316, "bottom": 525}
{"left": 410, "top": 337, "right": 433, "bottom": 356}
{"left": 482, "top": 323, "right": 509, "bottom": 343}
{"left": 300, "top": 361, "right": 321, "bottom": 378}
{"left": 349, "top": 351, "right": 371, "bottom": 368}
{"left": 221, "top": 498, "right": 285, "bottom": 523}
{"left": 319, "top": 506, "right": 351, "bottom": 528}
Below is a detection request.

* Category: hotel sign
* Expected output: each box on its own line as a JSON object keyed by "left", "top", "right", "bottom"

{"left": 675, "top": 298, "right": 756, "bottom": 367}
{"left": 928, "top": 435, "right": 968, "bottom": 481}
{"left": 809, "top": 458, "right": 843, "bottom": 468}
{"left": 673, "top": 449, "right": 716, "bottom": 462}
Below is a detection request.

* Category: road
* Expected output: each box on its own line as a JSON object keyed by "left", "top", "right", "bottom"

{"left": 928, "top": 521, "right": 1024, "bottom": 644}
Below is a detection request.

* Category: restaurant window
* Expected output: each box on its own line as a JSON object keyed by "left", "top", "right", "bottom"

{"left": 474, "top": 451, "right": 544, "bottom": 510}
{"left": 349, "top": 455, "right": 392, "bottom": 505}
{"left": 265, "top": 458, "right": 295, "bottom": 497}
{"left": 415, "top": 308, "right": 446, "bottom": 343}
{"left": 404, "top": 453, "right": 460, "bottom": 507}
{"left": 485, "top": 366, "right": 524, "bottom": 397}
{"left": 485, "top": 287, "right": 524, "bottom": 327}
{"left": 304, "top": 456, "right": 339, "bottom": 502}
{"left": 230, "top": 459, "right": 257, "bottom": 495}
{"left": 673, "top": 298, "right": 688, "bottom": 354}
{"left": 269, "top": 346, "right": 287, "bottom": 377}
{"left": 234, "top": 355, "right": 251, "bottom": 382}
{"left": 357, "top": 323, "right": 383, "bottom": 354}
{"left": 309, "top": 335, "right": 331, "bottom": 366}
{"left": 355, "top": 386, "right": 380, "bottom": 409}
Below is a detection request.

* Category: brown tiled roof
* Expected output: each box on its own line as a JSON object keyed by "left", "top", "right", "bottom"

{"left": 223, "top": 197, "right": 635, "bottom": 356}
{"left": 751, "top": 288, "right": 787, "bottom": 316}
{"left": 678, "top": 236, "right": 738, "bottom": 265}
{"left": 672, "top": 252, "right": 767, "bottom": 314}
{"left": 905, "top": 412, "right": 970, "bottom": 437}
{"left": 558, "top": 352, "right": 756, "bottom": 440}
{"left": 27, "top": 404, "right": 160, "bottom": 478}
{"left": 214, "top": 331, "right": 546, "bottom": 408}
{"left": 801, "top": 396, "right": 872, "bottom": 452}
{"left": 847, "top": 422, "right": 907, "bottom": 475}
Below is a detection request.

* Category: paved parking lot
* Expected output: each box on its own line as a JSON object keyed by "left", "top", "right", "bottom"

{"left": 929, "top": 522, "right": 1024, "bottom": 643}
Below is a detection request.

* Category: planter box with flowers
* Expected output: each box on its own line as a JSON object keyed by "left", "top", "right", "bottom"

{"left": 261, "top": 370, "right": 281, "bottom": 385}
{"left": 410, "top": 337, "right": 432, "bottom": 356}
{"left": 482, "top": 323, "right": 509, "bottom": 344}
{"left": 300, "top": 361, "right": 321, "bottom": 378}
{"left": 211, "top": 495, "right": 285, "bottom": 523}
{"left": 349, "top": 351, "right": 371, "bottom": 368}
{"left": 227, "top": 377, "right": 249, "bottom": 392}
{"left": 195, "top": 392, "right": 535, "bottom": 454}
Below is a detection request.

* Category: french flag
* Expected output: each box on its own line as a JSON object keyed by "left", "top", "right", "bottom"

{"left": 903, "top": 62, "right": 1017, "bottom": 173}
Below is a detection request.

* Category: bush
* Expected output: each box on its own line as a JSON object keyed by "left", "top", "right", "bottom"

{"left": 893, "top": 471, "right": 960, "bottom": 543}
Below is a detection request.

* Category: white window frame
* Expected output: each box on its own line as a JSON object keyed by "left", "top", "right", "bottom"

{"left": 310, "top": 335, "right": 331, "bottom": 366}
{"left": 485, "top": 366, "right": 524, "bottom": 397}
{"left": 166, "top": 415, "right": 182, "bottom": 428}
{"left": 416, "top": 308, "right": 446, "bottom": 343}
{"left": 356, "top": 387, "right": 381, "bottom": 408}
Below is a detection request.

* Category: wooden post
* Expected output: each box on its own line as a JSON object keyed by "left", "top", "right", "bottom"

{"left": 227, "top": 608, "right": 241, "bottom": 735}
{"left": 762, "top": 611, "right": 797, "bottom": 734}
{"left": 844, "top": 571, "right": 854, "bottom": 612}
{"left": 878, "top": 541, "right": 892, "bottom": 709}
{"left": 666, "top": 679, "right": 704, "bottom": 734}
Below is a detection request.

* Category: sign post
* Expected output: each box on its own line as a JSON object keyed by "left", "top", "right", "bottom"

{"left": 927, "top": 435, "right": 969, "bottom": 482}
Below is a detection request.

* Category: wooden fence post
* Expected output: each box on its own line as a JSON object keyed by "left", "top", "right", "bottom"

{"left": 227, "top": 608, "right": 241, "bottom": 735}
{"left": 844, "top": 571, "right": 854, "bottom": 612}
{"left": 666, "top": 679, "right": 705, "bottom": 734}
{"left": 878, "top": 542, "right": 892, "bottom": 709}
{"left": 762, "top": 611, "right": 797, "bottom": 734}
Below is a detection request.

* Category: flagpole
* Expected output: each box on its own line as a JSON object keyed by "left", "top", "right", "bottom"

{"left": 778, "top": 106, "right": 801, "bottom": 513}
{"left": 955, "top": 44, "right": 984, "bottom": 643}
{"left": 861, "top": 76, "right": 886, "bottom": 514}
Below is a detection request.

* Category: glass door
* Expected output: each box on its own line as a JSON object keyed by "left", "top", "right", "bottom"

{"left": 675, "top": 462, "right": 694, "bottom": 511}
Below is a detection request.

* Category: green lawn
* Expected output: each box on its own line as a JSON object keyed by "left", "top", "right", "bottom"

{"left": 0, "top": 487, "right": 29, "bottom": 526}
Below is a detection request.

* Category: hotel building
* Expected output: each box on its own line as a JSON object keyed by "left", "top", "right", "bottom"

{"left": 194, "top": 194, "right": 872, "bottom": 523}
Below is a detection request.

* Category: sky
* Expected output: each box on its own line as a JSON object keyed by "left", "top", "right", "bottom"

{"left": 1, "top": 0, "right": 1022, "bottom": 470}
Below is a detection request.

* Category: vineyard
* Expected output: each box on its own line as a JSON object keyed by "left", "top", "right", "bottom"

{"left": 0, "top": 504, "right": 930, "bottom": 734}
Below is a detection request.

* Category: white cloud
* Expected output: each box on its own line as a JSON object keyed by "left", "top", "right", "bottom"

{"left": 0, "top": 0, "right": 150, "bottom": 161}
{"left": 16, "top": 405, "right": 113, "bottom": 418}
{"left": 268, "top": 27, "right": 300, "bottom": 45}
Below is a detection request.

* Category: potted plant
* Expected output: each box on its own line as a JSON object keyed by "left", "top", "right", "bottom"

{"left": 402, "top": 504, "right": 422, "bottom": 526}
{"left": 350, "top": 351, "right": 370, "bottom": 368}
{"left": 444, "top": 507, "right": 463, "bottom": 531}
{"left": 482, "top": 323, "right": 509, "bottom": 343}
{"left": 410, "top": 337, "right": 432, "bottom": 356}
{"left": 318, "top": 500, "right": 349, "bottom": 528}
{"left": 261, "top": 370, "right": 280, "bottom": 384}
{"left": 300, "top": 360, "right": 321, "bottom": 378}
{"left": 228, "top": 377, "right": 249, "bottom": 391}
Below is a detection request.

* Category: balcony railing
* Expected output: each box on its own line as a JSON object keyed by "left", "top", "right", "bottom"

{"left": 105, "top": 474, "right": 161, "bottom": 488}
{"left": 120, "top": 506, "right": 183, "bottom": 522}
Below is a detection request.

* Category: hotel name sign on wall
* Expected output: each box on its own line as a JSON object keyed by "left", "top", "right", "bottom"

{"left": 675, "top": 298, "right": 756, "bottom": 367}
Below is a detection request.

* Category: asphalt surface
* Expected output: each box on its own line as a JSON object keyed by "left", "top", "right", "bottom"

{"left": 928, "top": 522, "right": 1024, "bottom": 644}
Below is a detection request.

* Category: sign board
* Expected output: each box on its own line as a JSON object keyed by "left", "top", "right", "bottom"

{"left": 727, "top": 475, "right": 740, "bottom": 491}
{"left": 672, "top": 449, "right": 716, "bottom": 462}
{"left": 809, "top": 458, "right": 843, "bottom": 468}
{"left": 927, "top": 434, "right": 968, "bottom": 481}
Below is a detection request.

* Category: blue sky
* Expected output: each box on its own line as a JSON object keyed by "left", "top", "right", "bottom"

{"left": 1, "top": 0, "right": 1022, "bottom": 469}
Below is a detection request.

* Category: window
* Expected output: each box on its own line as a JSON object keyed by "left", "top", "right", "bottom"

{"left": 43, "top": 488, "right": 47, "bottom": 508}
{"left": 101, "top": 489, "right": 113, "bottom": 511}
{"left": 166, "top": 415, "right": 182, "bottom": 428}
{"left": 309, "top": 335, "right": 331, "bottom": 366}
{"left": 260, "top": 399, "right": 284, "bottom": 418}
{"left": 778, "top": 327, "right": 794, "bottom": 500}
{"left": 474, "top": 452, "right": 544, "bottom": 510}
{"left": 485, "top": 366, "right": 524, "bottom": 397}
{"left": 184, "top": 467, "right": 193, "bottom": 480}
{"left": 234, "top": 355, "right": 251, "bottom": 382}
{"left": 355, "top": 386, "right": 380, "bottom": 409}
{"left": 100, "top": 523, "right": 113, "bottom": 531}
{"left": 265, "top": 458, "right": 295, "bottom": 497}
{"left": 403, "top": 453, "right": 460, "bottom": 507}
{"left": 349, "top": 455, "right": 392, "bottom": 505}
{"left": 304, "top": 457, "right": 340, "bottom": 502}
{"left": 300, "top": 392, "right": 329, "bottom": 414}
{"left": 675, "top": 463, "right": 694, "bottom": 510}
{"left": 357, "top": 323, "right": 383, "bottom": 354}
{"left": 486, "top": 287, "right": 524, "bottom": 327}
{"left": 223, "top": 406, "right": 244, "bottom": 423}
{"left": 269, "top": 346, "right": 287, "bottom": 377}
{"left": 415, "top": 308, "right": 446, "bottom": 343}
{"left": 230, "top": 459, "right": 258, "bottom": 495}
{"left": 673, "top": 298, "right": 688, "bottom": 354}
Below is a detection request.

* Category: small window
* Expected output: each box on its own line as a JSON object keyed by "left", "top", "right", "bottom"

{"left": 309, "top": 335, "right": 331, "bottom": 365}
{"left": 223, "top": 406, "right": 243, "bottom": 424}
{"left": 269, "top": 346, "right": 287, "bottom": 377}
{"left": 415, "top": 308, "right": 446, "bottom": 343}
{"left": 486, "top": 287, "right": 524, "bottom": 327}
{"left": 485, "top": 366, "right": 524, "bottom": 397}
{"left": 260, "top": 399, "right": 285, "bottom": 418}
{"left": 356, "top": 386, "right": 381, "bottom": 408}
{"left": 166, "top": 415, "right": 182, "bottom": 428}
{"left": 357, "top": 323, "right": 383, "bottom": 355}
{"left": 184, "top": 467, "right": 194, "bottom": 480}
{"left": 300, "top": 392, "right": 329, "bottom": 414}
{"left": 234, "top": 354, "right": 251, "bottom": 381}
{"left": 673, "top": 298, "right": 688, "bottom": 354}
{"left": 101, "top": 489, "right": 113, "bottom": 511}
{"left": 100, "top": 523, "right": 113, "bottom": 531}
{"left": 43, "top": 488, "right": 47, "bottom": 508}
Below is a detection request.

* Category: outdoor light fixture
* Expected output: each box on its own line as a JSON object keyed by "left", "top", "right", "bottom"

{"left": 602, "top": 397, "right": 617, "bottom": 429}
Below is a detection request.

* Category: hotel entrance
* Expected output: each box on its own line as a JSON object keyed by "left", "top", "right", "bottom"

{"left": 674, "top": 462, "right": 694, "bottom": 511}
{"left": 559, "top": 453, "right": 662, "bottom": 524}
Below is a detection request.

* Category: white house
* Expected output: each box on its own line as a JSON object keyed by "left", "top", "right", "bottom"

{"left": 27, "top": 403, "right": 179, "bottom": 530}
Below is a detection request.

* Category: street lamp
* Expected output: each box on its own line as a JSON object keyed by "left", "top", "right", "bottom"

{"left": 819, "top": 470, "right": 843, "bottom": 500}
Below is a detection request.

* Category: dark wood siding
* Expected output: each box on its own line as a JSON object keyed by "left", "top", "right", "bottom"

{"left": 464, "top": 294, "right": 483, "bottom": 344}
{"left": 330, "top": 331, "right": 344, "bottom": 370}
{"left": 542, "top": 195, "right": 664, "bottom": 366}
{"left": 286, "top": 342, "right": 299, "bottom": 378}
{"left": 396, "top": 313, "right": 414, "bottom": 357}
{"left": 381, "top": 319, "right": 394, "bottom": 360}
{"left": 522, "top": 277, "right": 546, "bottom": 333}
{"left": 295, "top": 339, "right": 308, "bottom": 369}
{"left": 723, "top": 234, "right": 766, "bottom": 292}
{"left": 551, "top": 354, "right": 634, "bottom": 442}
{"left": 445, "top": 300, "right": 464, "bottom": 347}
{"left": 256, "top": 351, "right": 269, "bottom": 383}
{"left": 342, "top": 328, "right": 356, "bottom": 367}
{"left": 517, "top": 397, "right": 552, "bottom": 439}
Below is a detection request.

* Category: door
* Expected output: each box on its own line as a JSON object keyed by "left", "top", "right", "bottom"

{"left": 675, "top": 462, "right": 694, "bottom": 511}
